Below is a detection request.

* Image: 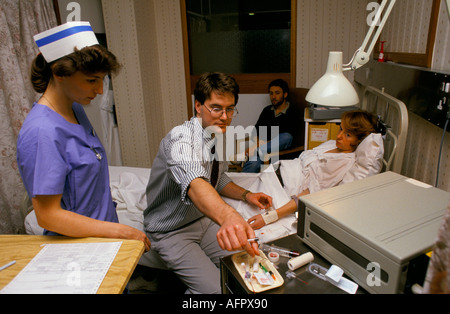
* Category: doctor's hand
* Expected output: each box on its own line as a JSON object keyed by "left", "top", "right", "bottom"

{"left": 245, "top": 192, "right": 272, "bottom": 210}
{"left": 216, "top": 211, "right": 260, "bottom": 257}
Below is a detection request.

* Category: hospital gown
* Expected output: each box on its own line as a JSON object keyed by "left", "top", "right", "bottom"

{"left": 279, "top": 140, "right": 356, "bottom": 197}
{"left": 17, "top": 102, "right": 118, "bottom": 235}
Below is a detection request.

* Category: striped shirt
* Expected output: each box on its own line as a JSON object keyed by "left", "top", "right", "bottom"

{"left": 144, "top": 117, "right": 232, "bottom": 233}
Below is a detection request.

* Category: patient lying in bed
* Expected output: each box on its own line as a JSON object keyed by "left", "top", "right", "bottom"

{"left": 248, "top": 110, "right": 384, "bottom": 230}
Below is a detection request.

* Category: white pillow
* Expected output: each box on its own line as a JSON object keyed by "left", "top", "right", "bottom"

{"left": 341, "top": 133, "right": 384, "bottom": 184}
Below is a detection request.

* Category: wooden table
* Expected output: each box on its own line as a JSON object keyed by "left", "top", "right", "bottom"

{"left": 0, "top": 235, "right": 144, "bottom": 294}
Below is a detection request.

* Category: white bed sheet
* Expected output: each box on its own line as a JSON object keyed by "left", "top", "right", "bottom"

{"left": 25, "top": 165, "right": 295, "bottom": 244}
{"left": 24, "top": 166, "right": 152, "bottom": 236}
{"left": 224, "top": 166, "right": 297, "bottom": 243}
{"left": 108, "top": 166, "right": 151, "bottom": 231}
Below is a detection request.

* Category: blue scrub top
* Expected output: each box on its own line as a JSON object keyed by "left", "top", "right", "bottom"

{"left": 17, "top": 102, "right": 118, "bottom": 235}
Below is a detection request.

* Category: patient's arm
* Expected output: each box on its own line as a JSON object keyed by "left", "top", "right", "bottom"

{"left": 247, "top": 189, "right": 310, "bottom": 230}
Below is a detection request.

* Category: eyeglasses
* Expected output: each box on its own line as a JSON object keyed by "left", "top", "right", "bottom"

{"left": 202, "top": 105, "right": 239, "bottom": 118}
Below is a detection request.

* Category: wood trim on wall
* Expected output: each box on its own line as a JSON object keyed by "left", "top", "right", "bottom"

{"left": 290, "top": 0, "right": 297, "bottom": 89}
{"left": 52, "top": 0, "right": 62, "bottom": 24}
{"left": 180, "top": 0, "right": 193, "bottom": 118}
{"left": 374, "top": 0, "right": 441, "bottom": 68}
{"left": 189, "top": 73, "right": 292, "bottom": 95}
{"left": 181, "top": 0, "right": 297, "bottom": 117}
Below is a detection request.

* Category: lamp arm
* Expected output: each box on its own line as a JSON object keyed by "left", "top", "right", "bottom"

{"left": 344, "top": 0, "right": 397, "bottom": 71}
{"left": 447, "top": 0, "right": 450, "bottom": 19}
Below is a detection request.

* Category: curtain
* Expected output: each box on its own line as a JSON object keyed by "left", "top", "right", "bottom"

{"left": 0, "top": 0, "right": 57, "bottom": 234}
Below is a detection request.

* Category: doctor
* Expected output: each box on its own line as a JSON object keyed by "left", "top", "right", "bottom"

{"left": 17, "top": 22, "right": 150, "bottom": 251}
{"left": 143, "top": 72, "right": 273, "bottom": 294}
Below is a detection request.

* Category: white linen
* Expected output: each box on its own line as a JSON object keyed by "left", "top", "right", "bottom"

{"left": 108, "top": 166, "right": 151, "bottom": 230}
{"left": 25, "top": 166, "right": 295, "bottom": 244}
{"left": 279, "top": 140, "right": 355, "bottom": 196}
{"left": 341, "top": 133, "right": 384, "bottom": 184}
{"left": 24, "top": 166, "right": 151, "bottom": 235}
{"left": 225, "top": 165, "right": 297, "bottom": 244}
{"left": 109, "top": 166, "right": 297, "bottom": 244}
{"left": 279, "top": 133, "right": 384, "bottom": 197}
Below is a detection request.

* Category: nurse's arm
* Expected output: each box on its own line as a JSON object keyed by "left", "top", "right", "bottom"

{"left": 32, "top": 194, "right": 151, "bottom": 251}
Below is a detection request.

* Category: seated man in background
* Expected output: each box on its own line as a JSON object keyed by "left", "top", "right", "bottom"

{"left": 242, "top": 79, "right": 303, "bottom": 173}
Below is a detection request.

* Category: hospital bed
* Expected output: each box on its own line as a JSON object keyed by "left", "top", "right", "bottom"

{"left": 23, "top": 86, "right": 409, "bottom": 271}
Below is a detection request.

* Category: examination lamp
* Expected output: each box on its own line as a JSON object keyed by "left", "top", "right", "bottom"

{"left": 306, "top": 0, "right": 397, "bottom": 118}
{"left": 447, "top": 0, "right": 450, "bottom": 17}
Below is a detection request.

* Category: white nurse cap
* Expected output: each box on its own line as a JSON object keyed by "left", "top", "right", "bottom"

{"left": 34, "top": 21, "right": 99, "bottom": 63}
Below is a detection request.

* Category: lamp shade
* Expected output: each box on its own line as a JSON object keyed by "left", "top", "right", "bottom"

{"left": 306, "top": 51, "right": 359, "bottom": 107}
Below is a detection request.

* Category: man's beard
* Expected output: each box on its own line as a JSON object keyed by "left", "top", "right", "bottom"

{"left": 272, "top": 97, "right": 285, "bottom": 109}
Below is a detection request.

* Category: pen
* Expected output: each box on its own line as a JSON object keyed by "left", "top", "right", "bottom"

{"left": 0, "top": 260, "right": 16, "bottom": 271}
{"left": 247, "top": 237, "right": 259, "bottom": 243}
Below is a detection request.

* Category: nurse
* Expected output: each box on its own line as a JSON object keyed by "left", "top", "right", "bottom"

{"left": 17, "top": 22, "right": 150, "bottom": 251}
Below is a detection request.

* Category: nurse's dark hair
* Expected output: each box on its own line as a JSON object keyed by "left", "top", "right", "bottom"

{"left": 194, "top": 72, "right": 239, "bottom": 107}
{"left": 340, "top": 110, "right": 379, "bottom": 146}
{"left": 31, "top": 45, "right": 121, "bottom": 93}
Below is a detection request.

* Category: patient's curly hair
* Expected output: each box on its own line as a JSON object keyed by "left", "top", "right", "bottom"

{"left": 340, "top": 110, "right": 378, "bottom": 146}
{"left": 31, "top": 45, "right": 121, "bottom": 93}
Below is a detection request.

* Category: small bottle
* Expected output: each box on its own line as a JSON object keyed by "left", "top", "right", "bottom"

{"left": 260, "top": 243, "right": 300, "bottom": 258}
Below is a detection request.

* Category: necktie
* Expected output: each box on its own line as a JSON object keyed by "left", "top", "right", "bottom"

{"left": 211, "top": 146, "right": 219, "bottom": 188}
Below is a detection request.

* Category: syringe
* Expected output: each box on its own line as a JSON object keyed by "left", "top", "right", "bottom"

{"left": 260, "top": 243, "right": 300, "bottom": 258}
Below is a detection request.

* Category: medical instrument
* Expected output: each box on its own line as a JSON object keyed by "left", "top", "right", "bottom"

{"left": 298, "top": 171, "right": 448, "bottom": 294}
{"left": 259, "top": 262, "right": 268, "bottom": 273}
{"left": 306, "top": 0, "right": 397, "bottom": 119}
{"left": 230, "top": 250, "right": 284, "bottom": 293}
{"left": 287, "top": 252, "right": 314, "bottom": 271}
{"left": 259, "top": 262, "right": 276, "bottom": 282}
{"left": 252, "top": 258, "right": 259, "bottom": 272}
{"left": 308, "top": 263, "right": 358, "bottom": 294}
{"left": 285, "top": 271, "right": 308, "bottom": 285}
{"left": 261, "top": 210, "right": 278, "bottom": 225}
{"left": 260, "top": 243, "right": 300, "bottom": 258}
{"left": 267, "top": 251, "right": 280, "bottom": 264}
{"left": 253, "top": 272, "right": 273, "bottom": 286}
{"left": 308, "top": 263, "right": 327, "bottom": 280}
{"left": 0, "top": 260, "right": 16, "bottom": 271}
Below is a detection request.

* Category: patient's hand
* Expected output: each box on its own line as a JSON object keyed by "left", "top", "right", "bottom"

{"left": 247, "top": 214, "right": 265, "bottom": 230}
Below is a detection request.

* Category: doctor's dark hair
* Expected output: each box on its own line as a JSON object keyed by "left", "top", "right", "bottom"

{"left": 341, "top": 110, "right": 379, "bottom": 146}
{"left": 31, "top": 45, "right": 121, "bottom": 93}
{"left": 194, "top": 72, "right": 239, "bottom": 110}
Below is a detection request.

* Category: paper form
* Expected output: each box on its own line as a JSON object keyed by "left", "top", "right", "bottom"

{"left": 0, "top": 242, "right": 122, "bottom": 294}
